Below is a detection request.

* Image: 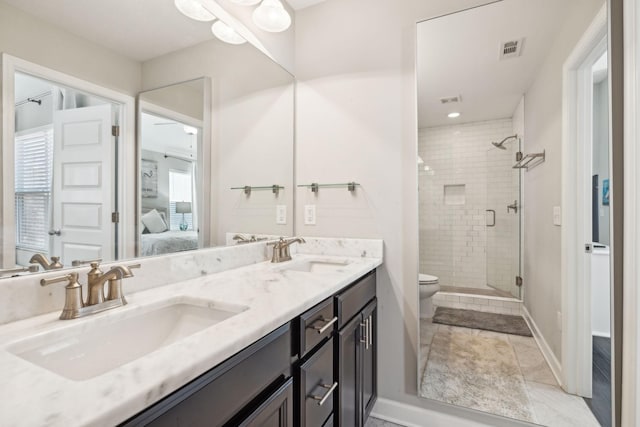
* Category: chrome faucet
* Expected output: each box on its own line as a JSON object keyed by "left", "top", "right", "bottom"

{"left": 269, "top": 237, "right": 306, "bottom": 263}
{"left": 29, "top": 254, "right": 63, "bottom": 270}
{"left": 40, "top": 261, "right": 140, "bottom": 320}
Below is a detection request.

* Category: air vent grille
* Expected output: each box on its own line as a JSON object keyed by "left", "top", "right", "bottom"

{"left": 500, "top": 38, "right": 524, "bottom": 60}
{"left": 440, "top": 96, "right": 461, "bottom": 104}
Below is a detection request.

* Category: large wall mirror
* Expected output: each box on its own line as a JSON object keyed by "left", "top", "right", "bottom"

{"left": 0, "top": 0, "right": 294, "bottom": 276}
{"left": 417, "top": 0, "right": 612, "bottom": 426}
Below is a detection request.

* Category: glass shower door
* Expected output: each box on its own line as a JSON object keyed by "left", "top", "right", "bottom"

{"left": 485, "top": 138, "right": 522, "bottom": 299}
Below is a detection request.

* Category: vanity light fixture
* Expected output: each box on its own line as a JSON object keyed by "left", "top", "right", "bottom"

{"left": 211, "top": 20, "right": 247, "bottom": 45}
{"left": 448, "top": 112, "right": 461, "bottom": 118}
{"left": 174, "top": 0, "right": 216, "bottom": 22}
{"left": 252, "top": 0, "right": 291, "bottom": 33}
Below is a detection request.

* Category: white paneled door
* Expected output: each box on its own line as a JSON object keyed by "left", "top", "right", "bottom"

{"left": 52, "top": 104, "right": 114, "bottom": 265}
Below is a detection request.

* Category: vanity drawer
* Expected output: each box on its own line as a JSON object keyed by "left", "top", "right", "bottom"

{"left": 299, "top": 337, "right": 335, "bottom": 427}
{"left": 298, "top": 297, "right": 335, "bottom": 357}
{"left": 122, "top": 323, "right": 292, "bottom": 427}
{"left": 335, "top": 270, "right": 376, "bottom": 329}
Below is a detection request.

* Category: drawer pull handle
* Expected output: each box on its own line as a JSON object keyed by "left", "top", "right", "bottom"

{"left": 311, "top": 316, "right": 338, "bottom": 334}
{"left": 310, "top": 382, "right": 338, "bottom": 406}
{"left": 360, "top": 322, "right": 367, "bottom": 343}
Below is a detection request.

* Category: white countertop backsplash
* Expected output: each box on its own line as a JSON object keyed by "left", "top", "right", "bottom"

{"left": 0, "top": 237, "right": 382, "bottom": 426}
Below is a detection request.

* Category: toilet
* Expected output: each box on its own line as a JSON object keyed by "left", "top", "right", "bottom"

{"left": 419, "top": 274, "right": 440, "bottom": 319}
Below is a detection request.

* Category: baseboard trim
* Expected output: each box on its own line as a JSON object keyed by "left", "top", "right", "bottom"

{"left": 522, "top": 305, "right": 563, "bottom": 387}
{"left": 370, "top": 398, "right": 492, "bottom": 427}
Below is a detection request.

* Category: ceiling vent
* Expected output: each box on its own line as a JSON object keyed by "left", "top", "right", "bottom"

{"left": 440, "top": 95, "right": 461, "bottom": 104}
{"left": 500, "top": 38, "right": 524, "bottom": 60}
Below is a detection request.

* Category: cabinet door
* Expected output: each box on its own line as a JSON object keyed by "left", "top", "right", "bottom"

{"left": 239, "top": 378, "right": 294, "bottom": 427}
{"left": 337, "top": 314, "right": 362, "bottom": 427}
{"left": 361, "top": 299, "right": 377, "bottom": 422}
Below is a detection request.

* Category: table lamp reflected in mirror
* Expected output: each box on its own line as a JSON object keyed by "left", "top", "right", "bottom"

{"left": 176, "top": 202, "right": 192, "bottom": 231}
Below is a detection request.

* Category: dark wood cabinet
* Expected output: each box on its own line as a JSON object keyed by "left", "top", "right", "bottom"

{"left": 239, "top": 378, "right": 294, "bottom": 427}
{"left": 361, "top": 300, "right": 377, "bottom": 421}
{"left": 121, "top": 269, "right": 376, "bottom": 427}
{"left": 335, "top": 270, "right": 377, "bottom": 427}
{"left": 121, "top": 324, "right": 292, "bottom": 427}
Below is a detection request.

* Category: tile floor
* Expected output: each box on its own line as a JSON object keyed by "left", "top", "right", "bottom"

{"left": 365, "top": 417, "right": 405, "bottom": 427}
{"left": 419, "top": 317, "right": 601, "bottom": 427}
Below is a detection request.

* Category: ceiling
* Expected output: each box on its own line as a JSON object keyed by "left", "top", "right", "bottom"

{"left": 2, "top": 0, "right": 219, "bottom": 61}
{"left": 417, "top": 0, "right": 578, "bottom": 128}
{"left": 141, "top": 112, "right": 199, "bottom": 160}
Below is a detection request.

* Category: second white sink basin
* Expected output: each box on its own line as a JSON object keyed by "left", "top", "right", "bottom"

{"left": 282, "top": 259, "right": 351, "bottom": 273}
{"left": 7, "top": 297, "right": 247, "bottom": 381}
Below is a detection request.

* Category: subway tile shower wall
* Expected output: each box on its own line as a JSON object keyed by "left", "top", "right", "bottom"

{"left": 418, "top": 119, "right": 520, "bottom": 293}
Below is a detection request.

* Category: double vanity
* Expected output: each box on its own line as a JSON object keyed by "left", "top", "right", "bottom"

{"left": 0, "top": 237, "right": 382, "bottom": 426}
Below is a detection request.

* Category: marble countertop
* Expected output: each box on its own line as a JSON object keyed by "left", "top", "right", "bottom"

{"left": 0, "top": 252, "right": 381, "bottom": 426}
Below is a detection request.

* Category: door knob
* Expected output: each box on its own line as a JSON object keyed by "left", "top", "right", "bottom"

{"left": 48, "top": 229, "right": 61, "bottom": 236}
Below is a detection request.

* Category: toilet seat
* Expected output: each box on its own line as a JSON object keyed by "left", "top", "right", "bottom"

{"left": 419, "top": 273, "right": 439, "bottom": 284}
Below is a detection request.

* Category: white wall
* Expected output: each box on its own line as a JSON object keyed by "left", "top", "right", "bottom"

{"left": 0, "top": 1, "right": 141, "bottom": 96}
{"left": 522, "top": 0, "right": 603, "bottom": 361}
{"left": 294, "top": 0, "right": 535, "bottom": 424}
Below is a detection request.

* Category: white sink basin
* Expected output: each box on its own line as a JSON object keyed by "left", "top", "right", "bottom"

{"left": 7, "top": 297, "right": 247, "bottom": 381}
{"left": 282, "top": 259, "right": 351, "bottom": 273}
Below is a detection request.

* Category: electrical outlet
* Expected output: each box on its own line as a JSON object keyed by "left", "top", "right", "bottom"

{"left": 304, "top": 205, "right": 316, "bottom": 225}
{"left": 557, "top": 311, "right": 562, "bottom": 330}
{"left": 276, "top": 205, "right": 286, "bottom": 225}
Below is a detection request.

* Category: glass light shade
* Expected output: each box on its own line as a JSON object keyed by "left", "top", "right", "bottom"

{"left": 229, "top": 0, "right": 261, "bottom": 5}
{"left": 174, "top": 0, "right": 216, "bottom": 22}
{"left": 252, "top": 0, "right": 291, "bottom": 33}
{"left": 211, "top": 20, "right": 246, "bottom": 45}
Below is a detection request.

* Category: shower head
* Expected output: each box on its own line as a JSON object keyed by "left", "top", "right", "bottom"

{"left": 492, "top": 141, "right": 507, "bottom": 150}
{"left": 491, "top": 134, "right": 518, "bottom": 150}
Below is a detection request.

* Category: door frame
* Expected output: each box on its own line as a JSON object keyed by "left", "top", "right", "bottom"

{"left": 561, "top": 5, "right": 607, "bottom": 397}
{"left": 138, "top": 99, "right": 208, "bottom": 253}
{"left": 0, "top": 54, "right": 136, "bottom": 266}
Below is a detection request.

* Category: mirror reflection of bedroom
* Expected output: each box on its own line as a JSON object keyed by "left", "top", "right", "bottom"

{"left": 139, "top": 110, "right": 201, "bottom": 257}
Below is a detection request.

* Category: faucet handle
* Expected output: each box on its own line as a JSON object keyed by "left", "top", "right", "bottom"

{"left": 49, "top": 256, "right": 64, "bottom": 269}
{"left": 71, "top": 258, "right": 102, "bottom": 267}
{"left": 124, "top": 263, "right": 141, "bottom": 273}
{"left": 40, "top": 272, "right": 79, "bottom": 287}
{"left": 40, "top": 273, "right": 85, "bottom": 320}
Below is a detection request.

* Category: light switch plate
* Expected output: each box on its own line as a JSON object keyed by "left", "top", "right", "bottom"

{"left": 553, "top": 206, "right": 562, "bottom": 226}
{"left": 276, "top": 205, "right": 286, "bottom": 225}
{"left": 304, "top": 205, "right": 316, "bottom": 225}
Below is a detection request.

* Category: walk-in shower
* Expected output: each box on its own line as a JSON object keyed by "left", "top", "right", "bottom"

{"left": 418, "top": 119, "right": 523, "bottom": 299}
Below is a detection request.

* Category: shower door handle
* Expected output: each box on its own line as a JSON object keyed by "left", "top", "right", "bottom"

{"left": 486, "top": 210, "right": 496, "bottom": 227}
